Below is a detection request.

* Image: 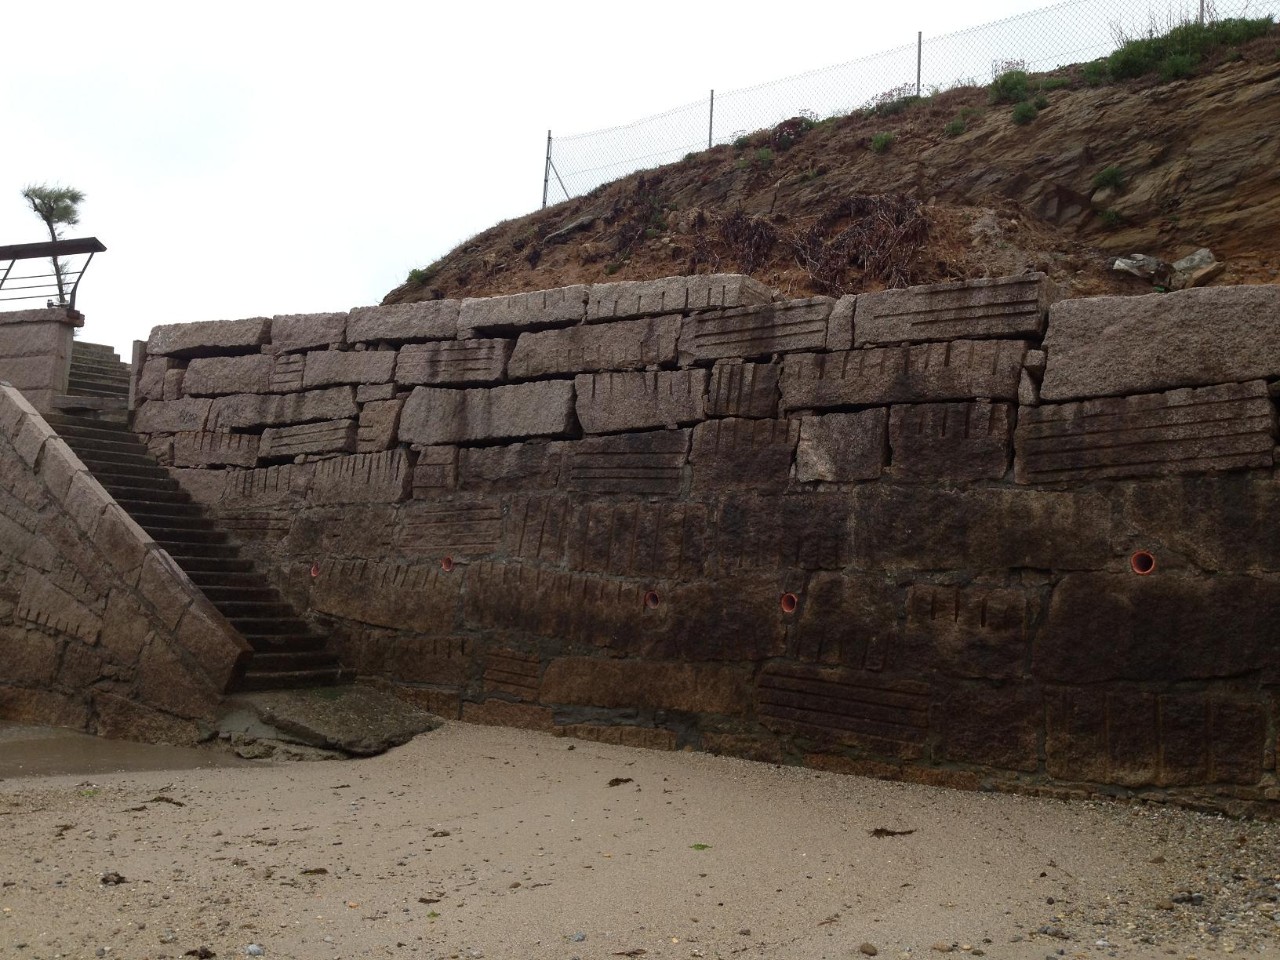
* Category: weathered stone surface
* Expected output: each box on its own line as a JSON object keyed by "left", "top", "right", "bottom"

{"left": 394, "top": 497, "right": 504, "bottom": 556}
{"left": 260, "top": 418, "right": 357, "bottom": 459}
{"left": 1016, "top": 381, "right": 1275, "bottom": 483}
{"left": 575, "top": 370, "right": 708, "bottom": 434}
{"left": 412, "top": 446, "right": 459, "bottom": 494}
{"left": 147, "top": 317, "right": 271, "bottom": 357}
{"left": 483, "top": 649, "right": 542, "bottom": 700}
{"left": 560, "top": 724, "right": 679, "bottom": 751}
{"left": 790, "top": 572, "right": 900, "bottom": 668}
{"left": 270, "top": 312, "right": 347, "bottom": 352}
{"left": 564, "top": 430, "right": 689, "bottom": 495}
{"left": 508, "top": 315, "right": 680, "bottom": 378}
{"left": 782, "top": 340, "right": 1027, "bottom": 410}
{"left": 182, "top": 354, "right": 274, "bottom": 396}
{"left": 356, "top": 397, "right": 404, "bottom": 452}
{"left": 268, "top": 353, "right": 306, "bottom": 392}
{"left": 691, "top": 418, "right": 798, "bottom": 491}
{"left": 706, "top": 361, "right": 779, "bottom": 418}
{"left": 347, "top": 300, "right": 460, "bottom": 343}
{"left": 209, "top": 386, "right": 357, "bottom": 429}
{"left": 303, "top": 349, "right": 396, "bottom": 388}
{"left": 172, "top": 431, "right": 260, "bottom": 467}
{"left": 826, "top": 295, "right": 855, "bottom": 351}
{"left": 796, "top": 409, "right": 887, "bottom": 482}
{"left": 678, "top": 298, "right": 831, "bottom": 363}
{"left": 397, "top": 339, "right": 512, "bottom": 386}
{"left": 941, "top": 688, "right": 1041, "bottom": 772}
{"left": 757, "top": 662, "right": 931, "bottom": 757}
{"left": 311, "top": 558, "right": 457, "bottom": 632}
{"left": 219, "top": 463, "right": 314, "bottom": 506}
{"left": 458, "top": 285, "right": 588, "bottom": 337}
{"left": 889, "top": 401, "right": 1013, "bottom": 481}
{"left": 905, "top": 584, "right": 1031, "bottom": 679}
{"left": 559, "top": 498, "right": 709, "bottom": 576}
{"left": 356, "top": 382, "right": 396, "bottom": 403}
{"left": 136, "top": 358, "right": 174, "bottom": 401}
{"left": 852, "top": 486, "right": 1111, "bottom": 571}
{"left": 398, "top": 381, "right": 576, "bottom": 445}
{"left": 588, "top": 273, "right": 773, "bottom": 321}
{"left": 1040, "top": 284, "right": 1280, "bottom": 400}
{"left": 458, "top": 441, "right": 565, "bottom": 492}
{"left": 1035, "top": 573, "right": 1280, "bottom": 684}
{"left": 133, "top": 397, "right": 213, "bottom": 434}
{"left": 308, "top": 450, "right": 413, "bottom": 504}
{"left": 854, "top": 273, "right": 1048, "bottom": 346}
{"left": 541, "top": 658, "right": 752, "bottom": 714}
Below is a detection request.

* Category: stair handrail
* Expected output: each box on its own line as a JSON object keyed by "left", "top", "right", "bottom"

{"left": 0, "top": 237, "right": 107, "bottom": 311}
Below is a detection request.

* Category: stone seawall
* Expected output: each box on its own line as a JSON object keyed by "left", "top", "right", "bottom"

{"left": 132, "top": 274, "right": 1280, "bottom": 810}
{"left": 0, "top": 385, "right": 251, "bottom": 740}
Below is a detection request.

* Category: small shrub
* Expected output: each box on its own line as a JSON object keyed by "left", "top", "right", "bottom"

{"left": 1091, "top": 165, "right": 1126, "bottom": 191}
{"left": 1033, "top": 94, "right": 1050, "bottom": 109}
{"left": 683, "top": 151, "right": 697, "bottom": 162}
{"left": 944, "top": 117, "right": 966, "bottom": 137}
{"left": 1160, "top": 52, "right": 1198, "bottom": 80}
{"left": 732, "top": 134, "right": 751, "bottom": 150}
{"left": 870, "top": 132, "right": 894, "bottom": 153}
{"left": 1082, "top": 60, "right": 1109, "bottom": 86}
{"left": 406, "top": 262, "right": 442, "bottom": 286}
{"left": 989, "top": 69, "right": 1030, "bottom": 104}
{"left": 1099, "top": 209, "right": 1124, "bottom": 229}
{"left": 1011, "top": 101, "right": 1039, "bottom": 124}
{"left": 874, "top": 94, "right": 923, "bottom": 117}
{"left": 1039, "top": 75, "right": 1071, "bottom": 91}
{"left": 754, "top": 147, "right": 775, "bottom": 168}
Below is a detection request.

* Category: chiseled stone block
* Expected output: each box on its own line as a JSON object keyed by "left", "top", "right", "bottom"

{"left": 678, "top": 298, "right": 832, "bottom": 363}
{"left": 706, "top": 361, "right": 779, "bottom": 419}
{"left": 508, "top": 315, "right": 680, "bottom": 378}
{"left": 259, "top": 418, "right": 357, "bottom": 459}
{"left": 270, "top": 312, "right": 347, "bottom": 352}
{"left": 574, "top": 369, "right": 707, "bottom": 434}
{"left": 308, "top": 449, "right": 413, "bottom": 504}
{"left": 397, "top": 339, "right": 512, "bottom": 386}
{"left": 357, "top": 397, "right": 405, "bottom": 452}
{"left": 1015, "top": 381, "right": 1275, "bottom": 483}
{"left": 563, "top": 429, "right": 690, "bottom": 495}
{"left": 209, "top": 386, "right": 357, "bottom": 429}
{"left": 133, "top": 396, "right": 213, "bottom": 434}
{"left": 398, "top": 380, "right": 577, "bottom": 445}
{"left": 347, "top": 300, "right": 460, "bottom": 343}
{"left": 172, "top": 431, "right": 260, "bottom": 468}
{"left": 181, "top": 355, "right": 274, "bottom": 396}
{"left": 854, "top": 273, "right": 1048, "bottom": 346}
{"left": 889, "top": 401, "right": 1013, "bottom": 481}
{"left": 691, "top": 417, "right": 799, "bottom": 491}
{"left": 146, "top": 317, "right": 271, "bottom": 357}
{"left": 457, "top": 285, "right": 588, "bottom": 337}
{"left": 796, "top": 409, "right": 887, "bottom": 482}
{"left": 303, "top": 349, "right": 396, "bottom": 388}
{"left": 588, "top": 273, "right": 773, "bottom": 321}
{"left": 1040, "top": 284, "right": 1280, "bottom": 401}
{"left": 781, "top": 340, "right": 1027, "bottom": 410}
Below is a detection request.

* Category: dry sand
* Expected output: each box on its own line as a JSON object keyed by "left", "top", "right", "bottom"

{"left": 1, "top": 721, "right": 1278, "bottom": 960}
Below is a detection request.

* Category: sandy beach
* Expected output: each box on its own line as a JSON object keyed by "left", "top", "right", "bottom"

{"left": 1, "top": 721, "right": 1278, "bottom": 960}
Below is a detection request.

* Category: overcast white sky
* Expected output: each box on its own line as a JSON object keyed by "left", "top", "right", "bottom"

{"left": 1, "top": 0, "right": 1065, "bottom": 356}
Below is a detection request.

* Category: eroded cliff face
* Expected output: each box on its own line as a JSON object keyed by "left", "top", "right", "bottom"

{"left": 385, "top": 46, "right": 1280, "bottom": 310}
{"left": 127, "top": 272, "right": 1280, "bottom": 812}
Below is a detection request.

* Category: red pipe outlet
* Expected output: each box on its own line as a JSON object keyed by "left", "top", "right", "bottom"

{"left": 1130, "top": 550, "right": 1156, "bottom": 575}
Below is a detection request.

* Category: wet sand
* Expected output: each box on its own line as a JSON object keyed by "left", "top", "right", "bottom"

{"left": 1, "top": 721, "right": 1278, "bottom": 959}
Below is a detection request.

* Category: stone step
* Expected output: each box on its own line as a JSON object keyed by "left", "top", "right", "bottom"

{"left": 116, "top": 499, "right": 205, "bottom": 519}
{"left": 179, "top": 558, "right": 256, "bottom": 577}
{"left": 60, "top": 435, "right": 150, "bottom": 457}
{"left": 43, "top": 415, "right": 134, "bottom": 438}
{"left": 65, "top": 382, "right": 128, "bottom": 398}
{"left": 78, "top": 448, "right": 166, "bottom": 469}
{"left": 245, "top": 651, "right": 345, "bottom": 673}
{"left": 232, "top": 666, "right": 351, "bottom": 692}
{"left": 67, "top": 366, "right": 129, "bottom": 383}
{"left": 216, "top": 600, "right": 298, "bottom": 620}
{"left": 144, "top": 525, "right": 229, "bottom": 546}
{"left": 158, "top": 541, "right": 242, "bottom": 560}
{"left": 200, "top": 585, "right": 284, "bottom": 605}
{"left": 229, "top": 616, "right": 313, "bottom": 637}
{"left": 242, "top": 634, "right": 330, "bottom": 653}
{"left": 98, "top": 483, "right": 190, "bottom": 504}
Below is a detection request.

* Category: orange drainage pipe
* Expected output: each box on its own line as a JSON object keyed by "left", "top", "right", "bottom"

{"left": 440, "top": 556, "right": 455, "bottom": 572}
{"left": 1130, "top": 550, "right": 1156, "bottom": 575}
{"left": 780, "top": 592, "right": 799, "bottom": 614}
{"left": 643, "top": 590, "right": 661, "bottom": 609}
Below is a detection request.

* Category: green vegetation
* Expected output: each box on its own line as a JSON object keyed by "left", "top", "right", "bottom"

{"left": 406, "top": 260, "right": 444, "bottom": 286}
{"left": 1033, "top": 93, "right": 1050, "bottom": 109}
{"left": 944, "top": 117, "right": 967, "bottom": 137}
{"left": 1091, "top": 165, "right": 1126, "bottom": 191}
{"left": 1099, "top": 208, "right": 1124, "bottom": 229}
{"left": 873, "top": 94, "right": 923, "bottom": 117}
{"left": 21, "top": 182, "right": 85, "bottom": 305}
{"left": 1011, "top": 101, "right": 1039, "bottom": 124}
{"left": 754, "top": 147, "right": 775, "bottom": 167}
{"left": 989, "top": 69, "right": 1031, "bottom": 104}
{"left": 690, "top": 843, "right": 712, "bottom": 851}
{"left": 870, "top": 132, "right": 894, "bottom": 153}
{"left": 1039, "top": 75, "right": 1071, "bottom": 91}
{"left": 1107, "top": 16, "right": 1273, "bottom": 81}
{"left": 733, "top": 134, "right": 751, "bottom": 150}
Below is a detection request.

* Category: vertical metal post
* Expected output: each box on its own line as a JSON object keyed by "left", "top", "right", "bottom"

{"left": 708, "top": 90, "right": 715, "bottom": 149}
{"left": 542, "top": 130, "right": 552, "bottom": 210}
{"left": 916, "top": 32, "right": 923, "bottom": 96}
{"left": 1199, "top": 0, "right": 1205, "bottom": 24}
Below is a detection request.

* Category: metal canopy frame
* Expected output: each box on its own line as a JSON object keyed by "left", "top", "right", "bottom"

{"left": 0, "top": 237, "right": 107, "bottom": 311}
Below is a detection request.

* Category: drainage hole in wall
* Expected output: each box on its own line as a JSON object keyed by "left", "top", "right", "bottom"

{"left": 1130, "top": 550, "right": 1156, "bottom": 575}
{"left": 441, "top": 556, "right": 455, "bottom": 572}
{"left": 643, "top": 590, "right": 660, "bottom": 609}
{"left": 780, "top": 592, "right": 799, "bottom": 614}
{"left": 309, "top": 562, "right": 320, "bottom": 579}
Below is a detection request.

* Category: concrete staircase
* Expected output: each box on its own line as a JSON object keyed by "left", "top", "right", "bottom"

{"left": 47, "top": 343, "right": 350, "bottom": 692}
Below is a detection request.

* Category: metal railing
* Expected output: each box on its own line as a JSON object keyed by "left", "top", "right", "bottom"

{"left": 542, "top": 0, "right": 1277, "bottom": 205}
{"left": 0, "top": 237, "right": 106, "bottom": 311}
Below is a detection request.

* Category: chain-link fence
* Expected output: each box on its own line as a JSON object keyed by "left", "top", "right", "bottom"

{"left": 543, "top": 0, "right": 1277, "bottom": 205}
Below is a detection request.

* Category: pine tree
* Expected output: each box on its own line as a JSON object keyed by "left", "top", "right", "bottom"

{"left": 21, "top": 183, "right": 86, "bottom": 306}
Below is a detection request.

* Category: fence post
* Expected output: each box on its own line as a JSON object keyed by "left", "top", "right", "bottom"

{"left": 708, "top": 90, "right": 715, "bottom": 149}
{"left": 916, "top": 32, "right": 923, "bottom": 96}
{"left": 1199, "top": 0, "right": 1205, "bottom": 24}
{"left": 542, "top": 130, "right": 552, "bottom": 210}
